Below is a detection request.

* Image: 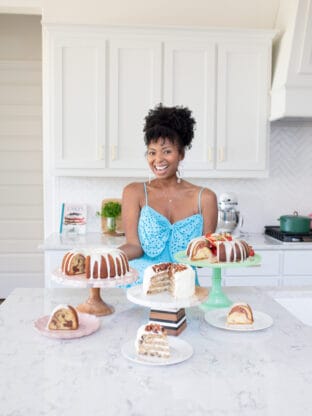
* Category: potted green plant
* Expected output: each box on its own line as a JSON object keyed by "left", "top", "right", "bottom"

{"left": 97, "top": 201, "right": 122, "bottom": 233}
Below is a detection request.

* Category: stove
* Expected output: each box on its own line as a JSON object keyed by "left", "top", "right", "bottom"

{"left": 264, "top": 226, "right": 312, "bottom": 242}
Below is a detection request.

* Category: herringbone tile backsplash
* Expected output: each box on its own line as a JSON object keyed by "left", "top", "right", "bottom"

{"left": 58, "top": 120, "right": 312, "bottom": 234}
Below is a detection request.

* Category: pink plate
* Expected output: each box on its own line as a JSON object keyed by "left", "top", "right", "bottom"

{"left": 33, "top": 312, "right": 100, "bottom": 339}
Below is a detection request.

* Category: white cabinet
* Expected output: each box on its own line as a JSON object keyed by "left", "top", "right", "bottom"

{"left": 44, "top": 26, "right": 274, "bottom": 178}
{"left": 47, "top": 30, "right": 107, "bottom": 170}
{"left": 271, "top": 0, "right": 312, "bottom": 119}
{"left": 282, "top": 250, "right": 312, "bottom": 286}
{"left": 223, "top": 250, "right": 281, "bottom": 286}
{"left": 108, "top": 38, "right": 162, "bottom": 173}
{"left": 163, "top": 40, "right": 216, "bottom": 172}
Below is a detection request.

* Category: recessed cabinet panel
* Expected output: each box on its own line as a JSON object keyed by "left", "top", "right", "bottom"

{"left": 164, "top": 41, "right": 216, "bottom": 172}
{"left": 283, "top": 251, "right": 312, "bottom": 275}
{"left": 108, "top": 39, "right": 162, "bottom": 170}
{"left": 217, "top": 42, "right": 269, "bottom": 172}
{"left": 53, "top": 36, "right": 107, "bottom": 169}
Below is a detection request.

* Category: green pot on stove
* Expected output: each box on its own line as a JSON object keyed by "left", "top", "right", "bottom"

{"left": 278, "top": 211, "right": 311, "bottom": 234}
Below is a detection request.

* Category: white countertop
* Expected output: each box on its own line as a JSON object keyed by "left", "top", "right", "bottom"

{"left": 1, "top": 286, "right": 312, "bottom": 415}
{"left": 40, "top": 232, "right": 312, "bottom": 251}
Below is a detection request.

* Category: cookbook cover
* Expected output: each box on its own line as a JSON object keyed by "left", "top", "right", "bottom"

{"left": 60, "top": 203, "right": 87, "bottom": 235}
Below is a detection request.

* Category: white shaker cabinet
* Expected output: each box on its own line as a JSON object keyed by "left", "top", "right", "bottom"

{"left": 163, "top": 40, "right": 216, "bottom": 173}
{"left": 108, "top": 38, "right": 162, "bottom": 173}
{"left": 44, "top": 26, "right": 275, "bottom": 178}
{"left": 46, "top": 30, "right": 107, "bottom": 170}
{"left": 163, "top": 39, "right": 272, "bottom": 177}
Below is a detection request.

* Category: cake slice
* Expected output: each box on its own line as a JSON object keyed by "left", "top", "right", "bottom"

{"left": 135, "top": 323, "right": 170, "bottom": 358}
{"left": 227, "top": 302, "right": 254, "bottom": 325}
{"left": 47, "top": 304, "right": 79, "bottom": 330}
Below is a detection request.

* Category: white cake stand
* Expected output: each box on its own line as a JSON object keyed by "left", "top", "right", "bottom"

{"left": 126, "top": 285, "right": 208, "bottom": 335}
{"left": 51, "top": 268, "right": 138, "bottom": 316}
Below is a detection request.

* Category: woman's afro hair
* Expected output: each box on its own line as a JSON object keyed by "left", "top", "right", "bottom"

{"left": 143, "top": 103, "right": 196, "bottom": 150}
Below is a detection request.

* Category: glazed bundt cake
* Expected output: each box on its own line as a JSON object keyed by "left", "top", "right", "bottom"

{"left": 47, "top": 304, "right": 79, "bottom": 330}
{"left": 62, "top": 248, "right": 130, "bottom": 279}
{"left": 187, "top": 233, "right": 254, "bottom": 263}
{"left": 227, "top": 302, "right": 254, "bottom": 325}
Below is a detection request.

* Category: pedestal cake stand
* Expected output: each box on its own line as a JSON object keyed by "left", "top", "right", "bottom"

{"left": 174, "top": 251, "right": 261, "bottom": 310}
{"left": 51, "top": 268, "right": 138, "bottom": 316}
{"left": 126, "top": 285, "right": 208, "bottom": 335}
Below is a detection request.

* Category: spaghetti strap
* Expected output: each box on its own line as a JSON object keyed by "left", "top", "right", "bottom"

{"left": 198, "top": 188, "right": 205, "bottom": 214}
{"left": 143, "top": 182, "right": 148, "bottom": 206}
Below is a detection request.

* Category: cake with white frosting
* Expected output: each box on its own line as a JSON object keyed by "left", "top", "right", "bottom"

{"left": 143, "top": 262, "right": 195, "bottom": 299}
{"left": 61, "top": 248, "right": 130, "bottom": 279}
{"left": 135, "top": 323, "right": 170, "bottom": 358}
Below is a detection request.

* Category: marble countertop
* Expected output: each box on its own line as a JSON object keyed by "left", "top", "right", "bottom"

{"left": 40, "top": 232, "right": 312, "bottom": 251}
{"left": 1, "top": 286, "right": 312, "bottom": 416}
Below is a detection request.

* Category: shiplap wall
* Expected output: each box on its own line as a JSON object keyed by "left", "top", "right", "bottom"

{"left": 0, "top": 60, "right": 43, "bottom": 297}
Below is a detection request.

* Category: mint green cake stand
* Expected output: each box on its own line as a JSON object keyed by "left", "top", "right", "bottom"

{"left": 174, "top": 251, "right": 261, "bottom": 311}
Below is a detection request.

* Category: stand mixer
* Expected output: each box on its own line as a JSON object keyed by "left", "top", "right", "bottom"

{"left": 216, "top": 192, "right": 243, "bottom": 236}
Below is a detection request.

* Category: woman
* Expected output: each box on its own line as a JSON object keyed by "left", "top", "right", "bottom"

{"left": 119, "top": 104, "right": 218, "bottom": 284}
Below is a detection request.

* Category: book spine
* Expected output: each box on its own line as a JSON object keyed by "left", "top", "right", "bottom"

{"left": 59, "top": 203, "right": 65, "bottom": 234}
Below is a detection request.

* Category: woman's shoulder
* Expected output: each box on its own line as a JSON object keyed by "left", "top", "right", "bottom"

{"left": 122, "top": 182, "right": 145, "bottom": 198}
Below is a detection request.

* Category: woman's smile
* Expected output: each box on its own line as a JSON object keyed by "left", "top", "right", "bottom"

{"left": 147, "top": 138, "right": 181, "bottom": 179}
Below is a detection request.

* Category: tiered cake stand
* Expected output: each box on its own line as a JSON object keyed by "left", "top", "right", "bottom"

{"left": 126, "top": 285, "right": 208, "bottom": 335}
{"left": 174, "top": 251, "right": 262, "bottom": 310}
{"left": 51, "top": 268, "right": 138, "bottom": 316}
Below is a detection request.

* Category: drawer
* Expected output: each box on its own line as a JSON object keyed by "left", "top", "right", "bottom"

{"left": 224, "top": 251, "right": 281, "bottom": 277}
{"left": 283, "top": 251, "right": 312, "bottom": 276}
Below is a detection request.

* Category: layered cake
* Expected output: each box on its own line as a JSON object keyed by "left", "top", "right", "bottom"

{"left": 135, "top": 323, "right": 170, "bottom": 358}
{"left": 187, "top": 233, "right": 254, "bottom": 263}
{"left": 61, "top": 248, "right": 130, "bottom": 279}
{"left": 227, "top": 302, "right": 254, "bottom": 325}
{"left": 47, "top": 304, "right": 79, "bottom": 330}
{"left": 143, "top": 262, "right": 195, "bottom": 299}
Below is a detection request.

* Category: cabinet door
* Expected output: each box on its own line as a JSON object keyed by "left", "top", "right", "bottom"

{"left": 108, "top": 38, "right": 162, "bottom": 172}
{"left": 164, "top": 40, "right": 216, "bottom": 173}
{"left": 50, "top": 32, "right": 107, "bottom": 170}
{"left": 223, "top": 250, "right": 281, "bottom": 286}
{"left": 216, "top": 41, "right": 270, "bottom": 173}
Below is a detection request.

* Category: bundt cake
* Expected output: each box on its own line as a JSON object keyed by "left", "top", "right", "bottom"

{"left": 47, "top": 304, "right": 79, "bottom": 330}
{"left": 187, "top": 233, "right": 254, "bottom": 263}
{"left": 61, "top": 248, "right": 130, "bottom": 279}
{"left": 135, "top": 323, "right": 170, "bottom": 358}
{"left": 227, "top": 302, "right": 254, "bottom": 325}
{"left": 143, "top": 262, "right": 195, "bottom": 299}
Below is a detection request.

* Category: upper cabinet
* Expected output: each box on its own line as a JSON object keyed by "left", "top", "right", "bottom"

{"left": 271, "top": 0, "right": 312, "bottom": 120}
{"left": 44, "top": 25, "right": 275, "bottom": 178}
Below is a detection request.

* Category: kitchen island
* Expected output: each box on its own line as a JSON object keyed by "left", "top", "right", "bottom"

{"left": 1, "top": 286, "right": 312, "bottom": 416}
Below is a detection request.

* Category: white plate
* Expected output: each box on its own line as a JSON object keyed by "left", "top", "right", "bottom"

{"left": 34, "top": 312, "right": 101, "bottom": 339}
{"left": 205, "top": 309, "right": 273, "bottom": 332}
{"left": 51, "top": 268, "right": 138, "bottom": 288}
{"left": 121, "top": 338, "right": 193, "bottom": 366}
{"left": 126, "top": 285, "right": 208, "bottom": 309}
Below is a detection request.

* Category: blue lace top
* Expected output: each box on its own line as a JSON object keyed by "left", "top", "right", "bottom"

{"left": 129, "top": 183, "right": 204, "bottom": 285}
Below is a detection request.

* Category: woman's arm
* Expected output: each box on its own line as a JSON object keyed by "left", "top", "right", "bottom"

{"left": 201, "top": 188, "right": 218, "bottom": 234}
{"left": 118, "top": 183, "right": 144, "bottom": 260}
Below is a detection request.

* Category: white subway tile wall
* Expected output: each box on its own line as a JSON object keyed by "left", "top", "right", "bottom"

{"left": 57, "top": 120, "right": 312, "bottom": 235}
